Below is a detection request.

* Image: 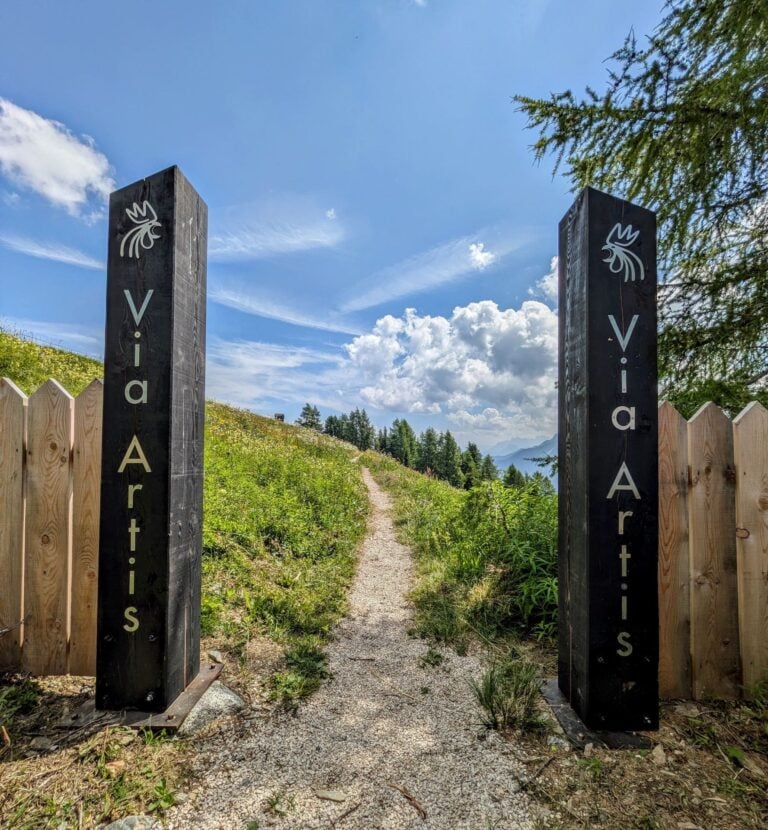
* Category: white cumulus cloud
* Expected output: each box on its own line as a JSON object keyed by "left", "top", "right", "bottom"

{"left": 529, "top": 255, "right": 558, "bottom": 304}
{"left": 0, "top": 98, "right": 114, "bottom": 216}
{"left": 468, "top": 242, "right": 495, "bottom": 270}
{"left": 343, "top": 300, "right": 558, "bottom": 439}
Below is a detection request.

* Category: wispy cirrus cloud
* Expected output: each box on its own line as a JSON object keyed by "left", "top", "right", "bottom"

{"left": 206, "top": 338, "right": 349, "bottom": 412}
{"left": 0, "top": 98, "right": 114, "bottom": 217}
{"left": 0, "top": 233, "right": 104, "bottom": 270}
{"left": 209, "top": 284, "right": 362, "bottom": 335}
{"left": 209, "top": 195, "right": 345, "bottom": 261}
{"left": 339, "top": 229, "right": 529, "bottom": 313}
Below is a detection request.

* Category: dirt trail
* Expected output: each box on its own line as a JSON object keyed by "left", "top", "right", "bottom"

{"left": 168, "top": 468, "right": 537, "bottom": 829}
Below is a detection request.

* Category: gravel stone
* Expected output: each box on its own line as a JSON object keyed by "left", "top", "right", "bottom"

{"left": 167, "top": 469, "right": 539, "bottom": 829}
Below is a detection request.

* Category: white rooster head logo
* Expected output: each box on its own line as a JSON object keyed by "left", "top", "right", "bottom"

{"left": 120, "top": 201, "right": 162, "bottom": 259}
{"left": 602, "top": 223, "right": 645, "bottom": 282}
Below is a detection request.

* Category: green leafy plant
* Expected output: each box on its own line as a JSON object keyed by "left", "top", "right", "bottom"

{"left": 270, "top": 636, "right": 330, "bottom": 706}
{"left": 147, "top": 779, "right": 176, "bottom": 813}
{"left": 577, "top": 755, "right": 607, "bottom": 782}
{"left": 419, "top": 647, "right": 445, "bottom": 669}
{"left": 0, "top": 679, "right": 40, "bottom": 731}
{"left": 265, "top": 790, "right": 294, "bottom": 816}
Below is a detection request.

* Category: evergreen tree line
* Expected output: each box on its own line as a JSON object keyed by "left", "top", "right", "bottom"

{"left": 296, "top": 403, "right": 377, "bottom": 451}
{"left": 297, "top": 403, "right": 497, "bottom": 489}
{"left": 375, "top": 421, "right": 499, "bottom": 489}
{"left": 296, "top": 402, "right": 554, "bottom": 492}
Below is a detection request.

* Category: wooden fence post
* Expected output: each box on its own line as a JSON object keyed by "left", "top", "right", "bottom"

{"left": 687, "top": 402, "right": 741, "bottom": 699}
{"left": 733, "top": 402, "right": 768, "bottom": 694}
{"left": 658, "top": 401, "right": 691, "bottom": 699}
{"left": 0, "top": 378, "right": 27, "bottom": 670}
{"left": 22, "top": 380, "right": 74, "bottom": 675}
{"left": 69, "top": 379, "right": 103, "bottom": 676}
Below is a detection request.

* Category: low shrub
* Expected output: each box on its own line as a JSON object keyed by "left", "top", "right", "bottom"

{"left": 470, "top": 653, "right": 545, "bottom": 733}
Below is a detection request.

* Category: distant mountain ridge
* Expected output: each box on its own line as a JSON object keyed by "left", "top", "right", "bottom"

{"left": 492, "top": 434, "right": 557, "bottom": 479}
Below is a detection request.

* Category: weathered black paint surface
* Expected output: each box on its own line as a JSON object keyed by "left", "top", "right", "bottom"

{"left": 96, "top": 166, "right": 207, "bottom": 712}
{"left": 558, "top": 187, "right": 658, "bottom": 731}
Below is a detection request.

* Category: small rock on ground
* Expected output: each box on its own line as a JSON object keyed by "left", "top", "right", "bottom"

{"left": 102, "top": 816, "right": 160, "bottom": 830}
{"left": 178, "top": 681, "right": 246, "bottom": 736}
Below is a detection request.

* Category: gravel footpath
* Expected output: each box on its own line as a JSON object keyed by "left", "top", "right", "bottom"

{"left": 167, "top": 469, "right": 538, "bottom": 830}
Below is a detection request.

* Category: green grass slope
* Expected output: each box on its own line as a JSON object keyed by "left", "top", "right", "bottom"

{"left": 0, "top": 330, "right": 369, "bottom": 701}
{"left": 0, "top": 329, "right": 102, "bottom": 395}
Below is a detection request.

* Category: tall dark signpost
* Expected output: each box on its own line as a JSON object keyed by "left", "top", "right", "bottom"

{"left": 97, "top": 166, "right": 207, "bottom": 712}
{"left": 558, "top": 187, "right": 658, "bottom": 731}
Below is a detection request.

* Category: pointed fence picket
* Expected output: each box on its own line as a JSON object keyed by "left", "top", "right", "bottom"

{"left": 687, "top": 402, "right": 741, "bottom": 699}
{"left": 0, "top": 378, "right": 26, "bottom": 669}
{"left": 0, "top": 377, "right": 766, "bottom": 698}
{"left": 658, "top": 402, "right": 691, "bottom": 699}
{"left": 0, "top": 377, "right": 101, "bottom": 676}
{"left": 732, "top": 402, "right": 768, "bottom": 692}
{"left": 70, "top": 379, "right": 103, "bottom": 675}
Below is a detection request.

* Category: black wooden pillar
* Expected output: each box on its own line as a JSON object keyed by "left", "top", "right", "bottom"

{"left": 96, "top": 166, "right": 207, "bottom": 712}
{"left": 558, "top": 187, "right": 658, "bottom": 731}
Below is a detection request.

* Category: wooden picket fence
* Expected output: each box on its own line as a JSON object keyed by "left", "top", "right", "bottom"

{"left": 1, "top": 377, "right": 767, "bottom": 698}
{"left": 0, "top": 377, "right": 102, "bottom": 676}
{"left": 658, "top": 400, "right": 768, "bottom": 700}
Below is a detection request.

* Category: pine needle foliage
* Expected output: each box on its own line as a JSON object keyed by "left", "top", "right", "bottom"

{"left": 515, "top": 0, "right": 768, "bottom": 414}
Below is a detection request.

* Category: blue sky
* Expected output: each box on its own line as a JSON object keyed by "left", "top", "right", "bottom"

{"left": 0, "top": 0, "right": 664, "bottom": 452}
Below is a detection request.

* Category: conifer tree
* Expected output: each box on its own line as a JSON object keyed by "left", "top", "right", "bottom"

{"left": 437, "top": 430, "right": 464, "bottom": 487}
{"left": 516, "top": 0, "right": 768, "bottom": 414}
{"left": 503, "top": 463, "right": 527, "bottom": 489}
{"left": 528, "top": 471, "right": 556, "bottom": 496}
{"left": 376, "top": 427, "right": 389, "bottom": 453}
{"left": 461, "top": 442, "right": 483, "bottom": 490}
{"left": 394, "top": 419, "right": 418, "bottom": 468}
{"left": 417, "top": 427, "right": 440, "bottom": 475}
{"left": 296, "top": 403, "right": 322, "bottom": 430}
{"left": 324, "top": 415, "right": 341, "bottom": 438}
{"left": 348, "top": 408, "right": 375, "bottom": 451}
{"left": 480, "top": 454, "right": 499, "bottom": 481}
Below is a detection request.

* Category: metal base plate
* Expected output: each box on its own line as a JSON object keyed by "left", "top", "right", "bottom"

{"left": 57, "top": 662, "right": 222, "bottom": 733}
{"left": 541, "top": 679, "right": 653, "bottom": 750}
